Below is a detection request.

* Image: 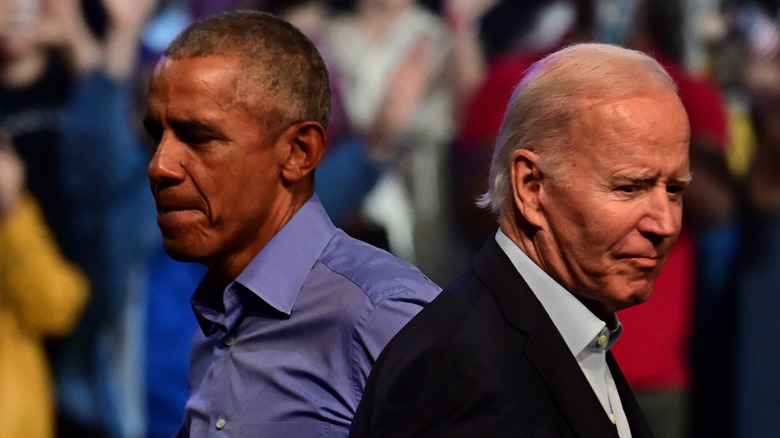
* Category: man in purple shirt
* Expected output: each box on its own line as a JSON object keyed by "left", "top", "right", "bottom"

{"left": 143, "top": 10, "right": 441, "bottom": 437}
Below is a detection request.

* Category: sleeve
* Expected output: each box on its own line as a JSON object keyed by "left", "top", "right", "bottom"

{"left": 351, "top": 286, "right": 438, "bottom": 397}
{"left": 0, "top": 194, "right": 89, "bottom": 335}
{"left": 351, "top": 271, "right": 441, "bottom": 405}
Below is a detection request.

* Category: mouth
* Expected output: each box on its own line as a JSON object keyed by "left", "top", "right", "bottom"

{"left": 154, "top": 204, "right": 206, "bottom": 230}
{"left": 151, "top": 184, "right": 203, "bottom": 214}
{"left": 621, "top": 254, "right": 663, "bottom": 270}
{"left": 153, "top": 192, "right": 204, "bottom": 215}
{"left": 156, "top": 204, "right": 199, "bottom": 214}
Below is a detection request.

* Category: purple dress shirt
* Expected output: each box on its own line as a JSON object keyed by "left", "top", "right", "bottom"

{"left": 176, "top": 195, "right": 441, "bottom": 437}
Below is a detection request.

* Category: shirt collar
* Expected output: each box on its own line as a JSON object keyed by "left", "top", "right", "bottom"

{"left": 495, "top": 229, "right": 620, "bottom": 356}
{"left": 191, "top": 195, "right": 336, "bottom": 333}
{"left": 235, "top": 194, "right": 335, "bottom": 315}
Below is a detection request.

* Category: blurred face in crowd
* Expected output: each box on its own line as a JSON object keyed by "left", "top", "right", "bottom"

{"left": 145, "top": 55, "right": 290, "bottom": 279}
{"left": 530, "top": 91, "right": 691, "bottom": 320}
{"left": 0, "top": 0, "right": 41, "bottom": 58}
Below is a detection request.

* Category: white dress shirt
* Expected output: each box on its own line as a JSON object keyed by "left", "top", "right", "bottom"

{"left": 496, "top": 230, "right": 632, "bottom": 438}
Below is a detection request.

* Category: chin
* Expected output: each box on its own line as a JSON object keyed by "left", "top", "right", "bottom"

{"left": 608, "top": 282, "right": 654, "bottom": 313}
{"left": 162, "top": 247, "right": 199, "bottom": 263}
{"left": 623, "top": 285, "right": 654, "bottom": 308}
{"left": 161, "top": 237, "right": 206, "bottom": 263}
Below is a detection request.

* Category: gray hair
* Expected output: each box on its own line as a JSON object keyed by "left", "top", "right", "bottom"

{"left": 477, "top": 42, "right": 677, "bottom": 217}
{"left": 164, "top": 10, "right": 331, "bottom": 131}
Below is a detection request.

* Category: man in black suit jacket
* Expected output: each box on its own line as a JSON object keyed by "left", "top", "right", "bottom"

{"left": 350, "top": 43, "right": 692, "bottom": 438}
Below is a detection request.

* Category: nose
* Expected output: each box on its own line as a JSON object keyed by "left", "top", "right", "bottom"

{"left": 148, "top": 133, "right": 185, "bottom": 185}
{"left": 638, "top": 188, "right": 681, "bottom": 239}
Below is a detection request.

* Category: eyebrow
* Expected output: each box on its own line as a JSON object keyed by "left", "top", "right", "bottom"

{"left": 672, "top": 174, "right": 694, "bottom": 186}
{"left": 168, "top": 119, "right": 228, "bottom": 140}
{"left": 611, "top": 172, "right": 693, "bottom": 186}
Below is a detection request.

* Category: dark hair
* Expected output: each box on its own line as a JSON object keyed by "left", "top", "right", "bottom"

{"left": 164, "top": 9, "right": 331, "bottom": 129}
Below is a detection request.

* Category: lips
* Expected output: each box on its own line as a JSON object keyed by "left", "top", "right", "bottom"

{"left": 620, "top": 253, "right": 664, "bottom": 270}
{"left": 153, "top": 190, "right": 204, "bottom": 215}
{"left": 156, "top": 204, "right": 200, "bottom": 214}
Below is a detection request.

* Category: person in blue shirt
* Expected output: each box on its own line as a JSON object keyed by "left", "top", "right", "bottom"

{"left": 142, "top": 10, "right": 441, "bottom": 437}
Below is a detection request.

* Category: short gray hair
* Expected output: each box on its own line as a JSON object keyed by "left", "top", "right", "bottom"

{"left": 164, "top": 10, "right": 331, "bottom": 131}
{"left": 477, "top": 42, "right": 677, "bottom": 217}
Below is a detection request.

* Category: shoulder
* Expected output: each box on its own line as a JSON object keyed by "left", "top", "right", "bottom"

{"left": 373, "top": 267, "right": 514, "bottom": 367}
{"left": 351, "top": 269, "right": 536, "bottom": 437}
{"left": 363, "top": 240, "right": 547, "bottom": 392}
{"left": 317, "top": 230, "right": 441, "bottom": 305}
{"left": 309, "top": 230, "right": 441, "bottom": 363}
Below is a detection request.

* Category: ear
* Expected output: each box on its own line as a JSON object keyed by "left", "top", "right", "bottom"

{"left": 279, "top": 121, "right": 327, "bottom": 183}
{"left": 510, "top": 149, "right": 546, "bottom": 228}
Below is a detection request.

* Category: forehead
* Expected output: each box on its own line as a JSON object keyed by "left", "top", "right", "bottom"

{"left": 148, "top": 55, "right": 247, "bottom": 110}
{"left": 569, "top": 93, "right": 690, "bottom": 172}
{"left": 576, "top": 93, "right": 689, "bottom": 147}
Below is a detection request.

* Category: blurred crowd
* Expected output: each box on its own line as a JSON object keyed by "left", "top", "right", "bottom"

{"left": 1, "top": 0, "right": 779, "bottom": 437}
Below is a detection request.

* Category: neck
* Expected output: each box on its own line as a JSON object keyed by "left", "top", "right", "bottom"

{"left": 578, "top": 296, "right": 619, "bottom": 329}
{"left": 207, "top": 189, "right": 313, "bottom": 281}
{"left": 500, "top": 213, "right": 543, "bottom": 269}
{"left": 501, "top": 215, "right": 618, "bottom": 327}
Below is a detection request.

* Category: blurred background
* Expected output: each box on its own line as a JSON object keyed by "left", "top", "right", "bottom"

{"left": 1, "top": 0, "right": 779, "bottom": 437}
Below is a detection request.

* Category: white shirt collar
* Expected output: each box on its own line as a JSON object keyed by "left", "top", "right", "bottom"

{"left": 494, "top": 229, "right": 620, "bottom": 356}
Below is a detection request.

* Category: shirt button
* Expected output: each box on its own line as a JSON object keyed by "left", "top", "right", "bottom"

{"left": 597, "top": 335, "right": 608, "bottom": 347}
{"left": 224, "top": 335, "right": 236, "bottom": 347}
{"left": 216, "top": 417, "right": 226, "bottom": 430}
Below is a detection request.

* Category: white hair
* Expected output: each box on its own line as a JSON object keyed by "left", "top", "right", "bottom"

{"left": 477, "top": 42, "right": 678, "bottom": 218}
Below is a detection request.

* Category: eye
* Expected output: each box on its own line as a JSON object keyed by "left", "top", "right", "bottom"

{"left": 178, "top": 132, "right": 215, "bottom": 145}
{"left": 143, "top": 120, "right": 163, "bottom": 144}
{"left": 170, "top": 121, "right": 227, "bottom": 148}
{"left": 617, "top": 185, "right": 636, "bottom": 193}
{"left": 667, "top": 184, "right": 687, "bottom": 199}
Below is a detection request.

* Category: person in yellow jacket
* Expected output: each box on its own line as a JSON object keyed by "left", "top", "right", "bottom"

{"left": 0, "top": 139, "right": 89, "bottom": 438}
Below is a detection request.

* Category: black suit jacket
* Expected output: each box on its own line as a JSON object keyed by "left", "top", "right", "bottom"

{"left": 350, "top": 236, "right": 654, "bottom": 438}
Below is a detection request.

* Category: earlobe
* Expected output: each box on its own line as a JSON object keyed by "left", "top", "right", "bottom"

{"left": 510, "top": 149, "right": 546, "bottom": 228}
{"left": 280, "top": 121, "right": 327, "bottom": 183}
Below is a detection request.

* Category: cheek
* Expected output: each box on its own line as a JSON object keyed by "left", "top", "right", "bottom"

{"left": 543, "top": 185, "right": 633, "bottom": 252}
{"left": 565, "top": 207, "right": 642, "bottom": 268}
{"left": 194, "top": 158, "right": 257, "bottom": 209}
{"left": 585, "top": 212, "right": 631, "bottom": 244}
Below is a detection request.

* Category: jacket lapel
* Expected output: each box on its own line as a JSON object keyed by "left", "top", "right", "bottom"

{"left": 472, "top": 237, "right": 621, "bottom": 438}
{"left": 608, "top": 353, "right": 655, "bottom": 438}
